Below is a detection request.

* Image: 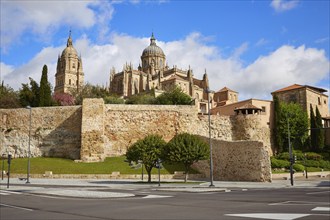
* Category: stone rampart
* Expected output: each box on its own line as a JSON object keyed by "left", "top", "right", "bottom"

{"left": 80, "top": 98, "right": 105, "bottom": 162}
{"left": 194, "top": 138, "right": 272, "bottom": 182}
{"left": 0, "top": 106, "right": 81, "bottom": 159}
{"left": 1, "top": 99, "right": 272, "bottom": 163}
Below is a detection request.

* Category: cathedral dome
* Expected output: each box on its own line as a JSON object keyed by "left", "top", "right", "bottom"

{"left": 61, "top": 33, "right": 78, "bottom": 58}
{"left": 142, "top": 33, "right": 165, "bottom": 57}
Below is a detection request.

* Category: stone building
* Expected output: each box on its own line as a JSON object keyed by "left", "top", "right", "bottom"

{"left": 109, "top": 33, "right": 213, "bottom": 113}
{"left": 272, "top": 84, "right": 330, "bottom": 145}
{"left": 271, "top": 84, "right": 329, "bottom": 118}
{"left": 211, "top": 98, "right": 273, "bottom": 130}
{"left": 54, "top": 32, "right": 84, "bottom": 95}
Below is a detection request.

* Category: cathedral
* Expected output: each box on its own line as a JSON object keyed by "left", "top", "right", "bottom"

{"left": 109, "top": 33, "right": 215, "bottom": 113}
{"left": 54, "top": 32, "right": 84, "bottom": 95}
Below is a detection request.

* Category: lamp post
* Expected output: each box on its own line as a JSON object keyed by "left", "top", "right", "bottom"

{"left": 287, "top": 113, "right": 294, "bottom": 186}
{"left": 206, "top": 88, "right": 214, "bottom": 187}
{"left": 26, "top": 106, "right": 32, "bottom": 184}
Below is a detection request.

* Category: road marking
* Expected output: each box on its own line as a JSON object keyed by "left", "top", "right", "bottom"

{"left": 142, "top": 195, "right": 173, "bottom": 199}
{"left": 0, "top": 203, "right": 34, "bottom": 212}
{"left": 269, "top": 201, "right": 329, "bottom": 206}
{"left": 0, "top": 190, "right": 22, "bottom": 195}
{"left": 225, "top": 213, "right": 310, "bottom": 220}
{"left": 307, "top": 190, "right": 330, "bottom": 195}
{"left": 312, "top": 207, "right": 330, "bottom": 211}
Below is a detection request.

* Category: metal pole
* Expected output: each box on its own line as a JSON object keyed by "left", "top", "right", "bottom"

{"left": 207, "top": 90, "right": 214, "bottom": 187}
{"left": 158, "top": 159, "right": 161, "bottom": 187}
{"left": 304, "top": 153, "right": 308, "bottom": 179}
{"left": 287, "top": 114, "right": 294, "bottom": 186}
{"left": 26, "top": 106, "right": 31, "bottom": 184}
{"left": 1, "top": 154, "right": 4, "bottom": 180}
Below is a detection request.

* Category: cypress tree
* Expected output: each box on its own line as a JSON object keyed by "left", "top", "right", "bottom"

{"left": 315, "top": 106, "right": 325, "bottom": 150}
{"left": 39, "top": 65, "right": 52, "bottom": 106}
{"left": 273, "top": 95, "right": 283, "bottom": 154}
{"left": 310, "top": 104, "right": 317, "bottom": 151}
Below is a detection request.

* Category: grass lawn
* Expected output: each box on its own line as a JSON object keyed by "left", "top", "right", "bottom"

{"left": 1, "top": 156, "right": 199, "bottom": 175}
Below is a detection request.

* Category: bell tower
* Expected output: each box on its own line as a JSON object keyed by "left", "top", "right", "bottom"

{"left": 54, "top": 31, "right": 84, "bottom": 95}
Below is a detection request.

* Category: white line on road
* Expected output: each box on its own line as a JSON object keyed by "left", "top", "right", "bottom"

{"left": 225, "top": 213, "right": 310, "bottom": 220}
{"left": 307, "top": 190, "right": 330, "bottom": 195}
{"left": 0, "top": 190, "right": 22, "bottom": 194}
{"left": 142, "top": 195, "right": 173, "bottom": 199}
{"left": 269, "top": 201, "right": 329, "bottom": 206}
{"left": 0, "top": 203, "right": 34, "bottom": 212}
{"left": 312, "top": 207, "right": 330, "bottom": 211}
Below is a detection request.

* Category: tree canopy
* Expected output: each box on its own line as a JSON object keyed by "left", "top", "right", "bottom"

{"left": 154, "top": 87, "right": 193, "bottom": 105}
{"left": 276, "top": 102, "right": 309, "bottom": 152}
{"left": 39, "top": 65, "right": 53, "bottom": 107}
{"left": 126, "top": 134, "right": 166, "bottom": 182}
{"left": 163, "top": 133, "right": 209, "bottom": 182}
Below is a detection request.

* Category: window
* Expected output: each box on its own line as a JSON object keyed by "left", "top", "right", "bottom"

{"left": 324, "top": 100, "right": 327, "bottom": 105}
{"left": 72, "top": 63, "right": 75, "bottom": 69}
{"left": 318, "top": 97, "right": 321, "bottom": 105}
{"left": 69, "top": 79, "right": 71, "bottom": 85}
{"left": 262, "top": 106, "right": 266, "bottom": 112}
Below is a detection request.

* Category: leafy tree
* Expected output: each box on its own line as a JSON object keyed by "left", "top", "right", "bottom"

{"left": 71, "top": 83, "right": 112, "bottom": 105}
{"left": 315, "top": 106, "right": 325, "bottom": 150}
{"left": 310, "top": 104, "right": 317, "bottom": 151}
{"left": 163, "top": 133, "right": 209, "bottom": 182}
{"left": 19, "top": 78, "right": 39, "bottom": 107}
{"left": 126, "top": 134, "right": 166, "bottom": 183}
{"left": 104, "top": 96, "right": 125, "bottom": 104}
{"left": 154, "top": 86, "right": 193, "bottom": 105}
{"left": 0, "top": 82, "right": 21, "bottom": 108}
{"left": 273, "top": 96, "right": 283, "bottom": 154}
{"left": 53, "top": 93, "right": 75, "bottom": 106}
{"left": 277, "top": 102, "right": 309, "bottom": 152}
{"left": 39, "top": 65, "right": 53, "bottom": 106}
{"left": 125, "top": 91, "right": 156, "bottom": 104}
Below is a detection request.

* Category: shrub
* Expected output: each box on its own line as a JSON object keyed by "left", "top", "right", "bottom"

{"left": 305, "top": 152, "right": 323, "bottom": 161}
{"left": 276, "top": 152, "right": 290, "bottom": 161}
{"left": 293, "top": 164, "right": 305, "bottom": 172}
{"left": 271, "top": 157, "right": 290, "bottom": 169}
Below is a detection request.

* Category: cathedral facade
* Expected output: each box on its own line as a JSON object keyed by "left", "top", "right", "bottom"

{"left": 109, "top": 33, "right": 213, "bottom": 113}
{"left": 54, "top": 32, "right": 84, "bottom": 95}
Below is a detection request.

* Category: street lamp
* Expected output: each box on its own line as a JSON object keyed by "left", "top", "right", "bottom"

{"left": 206, "top": 88, "right": 214, "bottom": 187}
{"left": 26, "top": 106, "right": 32, "bottom": 184}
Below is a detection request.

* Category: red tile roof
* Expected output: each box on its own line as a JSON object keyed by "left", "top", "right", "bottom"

{"left": 272, "top": 84, "right": 327, "bottom": 94}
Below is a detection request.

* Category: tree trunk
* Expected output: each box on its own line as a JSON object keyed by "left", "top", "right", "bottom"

{"left": 146, "top": 168, "right": 152, "bottom": 183}
{"left": 184, "top": 165, "right": 189, "bottom": 183}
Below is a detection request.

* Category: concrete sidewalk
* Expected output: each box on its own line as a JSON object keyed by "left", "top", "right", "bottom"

{"left": 0, "top": 176, "right": 329, "bottom": 199}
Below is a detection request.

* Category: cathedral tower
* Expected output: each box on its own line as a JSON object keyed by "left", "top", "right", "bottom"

{"left": 54, "top": 31, "right": 84, "bottom": 95}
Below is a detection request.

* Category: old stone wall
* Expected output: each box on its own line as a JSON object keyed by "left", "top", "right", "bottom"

{"left": 0, "top": 99, "right": 273, "bottom": 162}
{"left": 194, "top": 138, "right": 272, "bottom": 182}
{"left": 80, "top": 99, "right": 105, "bottom": 162}
{"left": 0, "top": 106, "right": 81, "bottom": 159}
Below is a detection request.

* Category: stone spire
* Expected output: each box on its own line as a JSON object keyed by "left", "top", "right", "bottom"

{"left": 67, "top": 30, "right": 73, "bottom": 47}
{"left": 150, "top": 32, "right": 156, "bottom": 45}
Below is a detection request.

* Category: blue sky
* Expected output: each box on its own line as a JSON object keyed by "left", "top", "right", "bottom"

{"left": 1, "top": 0, "right": 329, "bottom": 101}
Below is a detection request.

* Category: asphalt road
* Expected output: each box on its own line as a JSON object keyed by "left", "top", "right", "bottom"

{"left": 1, "top": 187, "right": 329, "bottom": 220}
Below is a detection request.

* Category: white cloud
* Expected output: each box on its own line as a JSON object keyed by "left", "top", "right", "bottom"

{"left": 2, "top": 33, "right": 329, "bottom": 102}
{"left": 0, "top": 0, "right": 114, "bottom": 52}
{"left": 270, "top": 0, "right": 299, "bottom": 12}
